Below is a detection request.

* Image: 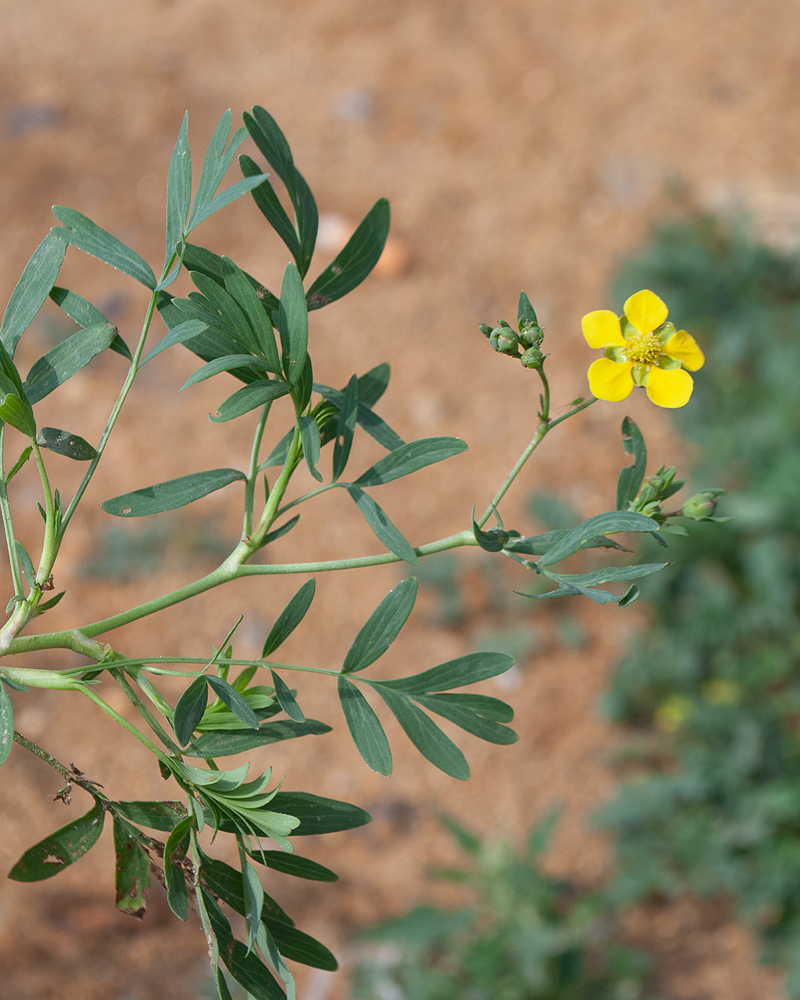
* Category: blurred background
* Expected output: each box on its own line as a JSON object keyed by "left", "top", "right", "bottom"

{"left": 1, "top": 1, "right": 799, "bottom": 998}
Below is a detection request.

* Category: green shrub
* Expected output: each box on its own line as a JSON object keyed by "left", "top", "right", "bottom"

{"left": 350, "top": 813, "right": 657, "bottom": 1000}
{"left": 597, "top": 214, "right": 800, "bottom": 993}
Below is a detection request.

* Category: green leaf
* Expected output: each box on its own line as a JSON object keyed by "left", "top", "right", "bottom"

{"left": 165, "top": 111, "right": 191, "bottom": 268}
{"left": 8, "top": 798, "right": 105, "bottom": 881}
{"left": 0, "top": 680, "right": 13, "bottom": 766}
{"left": 353, "top": 436, "right": 468, "bottom": 487}
{"left": 1, "top": 231, "right": 68, "bottom": 356}
{"left": 542, "top": 562, "right": 668, "bottom": 588}
{"left": 265, "top": 919, "right": 337, "bottom": 972}
{"left": 201, "top": 889, "right": 285, "bottom": 1000}
{"left": 269, "top": 670, "right": 305, "bottom": 723}
{"left": 517, "top": 289, "right": 538, "bottom": 327}
{"left": 0, "top": 384, "right": 36, "bottom": 437}
{"left": 342, "top": 577, "right": 418, "bottom": 674}
{"left": 338, "top": 676, "right": 392, "bottom": 775}
{"left": 537, "top": 511, "right": 659, "bottom": 567}
{"left": 261, "top": 579, "right": 316, "bottom": 657}
{"left": 112, "top": 816, "right": 150, "bottom": 917}
{"left": 102, "top": 468, "right": 246, "bottom": 517}
{"left": 374, "top": 686, "right": 470, "bottom": 780}
{"left": 110, "top": 800, "right": 187, "bottom": 831}
{"left": 519, "top": 581, "right": 641, "bottom": 605}
{"left": 332, "top": 375, "right": 358, "bottom": 480}
{"left": 222, "top": 256, "right": 281, "bottom": 372}
{"left": 262, "top": 514, "right": 300, "bottom": 546}
{"left": 4, "top": 444, "right": 32, "bottom": 484}
{"left": 472, "top": 511, "right": 519, "bottom": 553}
{"left": 616, "top": 416, "right": 647, "bottom": 510}
{"left": 207, "top": 675, "right": 260, "bottom": 730}
{"left": 293, "top": 170, "right": 319, "bottom": 280}
{"left": 436, "top": 693, "right": 514, "bottom": 722}
{"left": 15, "top": 541, "right": 35, "bottom": 588}
{"left": 381, "top": 651, "right": 515, "bottom": 695}
{"left": 36, "top": 427, "right": 97, "bottom": 461}
{"left": 244, "top": 107, "right": 297, "bottom": 200}
{"left": 181, "top": 354, "right": 271, "bottom": 390}
{"left": 186, "top": 113, "right": 267, "bottom": 233}
{"left": 52, "top": 206, "right": 157, "bottom": 289}
{"left": 239, "top": 153, "right": 302, "bottom": 265}
{"left": 306, "top": 199, "right": 390, "bottom": 310}
{"left": 298, "top": 415, "right": 323, "bottom": 482}
{"left": 164, "top": 818, "right": 191, "bottom": 920}
{"left": 346, "top": 486, "right": 418, "bottom": 564}
{"left": 315, "top": 377, "right": 404, "bottom": 453}
{"left": 211, "top": 380, "right": 290, "bottom": 423}
{"left": 507, "top": 528, "right": 629, "bottom": 556}
{"left": 174, "top": 675, "right": 210, "bottom": 746}
{"left": 242, "top": 856, "right": 265, "bottom": 952}
{"left": 187, "top": 112, "right": 238, "bottom": 228}
{"left": 37, "top": 590, "right": 65, "bottom": 613}
{"left": 246, "top": 850, "right": 338, "bottom": 882}
{"left": 277, "top": 263, "right": 308, "bottom": 385}
{"left": 415, "top": 694, "right": 518, "bottom": 745}
{"left": 24, "top": 322, "right": 116, "bottom": 404}
{"left": 181, "top": 244, "right": 279, "bottom": 313}
{"left": 267, "top": 792, "right": 371, "bottom": 835}
{"left": 186, "top": 719, "right": 331, "bottom": 757}
{"left": 192, "top": 271, "right": 260, "bottom": 355}
{"left": 49, "top": 286, "right": 131, "bottom": 360}
{"left": 259, "top": 429, "right": 293, "bottom": 469}
{"left": 140, "top": 318, "right": 208, "bottom": 365}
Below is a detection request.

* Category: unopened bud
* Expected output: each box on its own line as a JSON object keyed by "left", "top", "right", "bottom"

{"left": 489, "top": 327, "right": 520, "bottom": 356}
{"left": 520, "top": 346, "right": 544, "bottom": 369}
{"left": 682, "top": 488, "right": 726, "bottom": 521}
{"left": 478, "top": 323, "right": 493, "bottom": 339}
{"left": 519, "top": 324, "right": 544, "bottom": 349}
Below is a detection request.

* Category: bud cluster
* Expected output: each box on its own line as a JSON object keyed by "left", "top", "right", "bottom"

{"left": 479, "top": 290, "right": 547, "bottom": 371}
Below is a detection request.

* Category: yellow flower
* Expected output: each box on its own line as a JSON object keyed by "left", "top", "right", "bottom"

{"left": 581, "top": 289, "right": 705, "bottom": 408}
{"left": 654, "top": 694, "right": 694, "bottom": 733}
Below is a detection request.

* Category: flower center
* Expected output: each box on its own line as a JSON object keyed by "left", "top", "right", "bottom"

{"left": 624, "top": 330, "right": 663, "bottom": 366}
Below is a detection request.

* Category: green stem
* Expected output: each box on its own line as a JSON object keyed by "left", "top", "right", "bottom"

{"left": 0, "top": 426, "right": 24, "bottom": 598}
{"left": 30, "top": 438, "right": 57, "bottom": 587}
{"left": 114, "top": 669, "right": 183, "bottom": 755}
{"left": 81, "top": 685, "right": 171, "bottom": 764}
{"left": 243, "top": 403, "right": 272, "bottom": 539}
{"left": 61, "top": 287, "right": 161, "bottom": 532}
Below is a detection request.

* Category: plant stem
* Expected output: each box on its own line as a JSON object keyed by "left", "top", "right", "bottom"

{"left": 13, "top": 731, "right": 109, "bottom": 798}
{"left": 0, "top": 426, "right": 24, "bottom": 598}
{"left": 61, "top": 288, "right": 161, "bottom": 532}
{"left": 81, "top": 685, "right": 171, "bottom": 764}
{"left": 243, "top": 403, "right": 271, "bottom": 539}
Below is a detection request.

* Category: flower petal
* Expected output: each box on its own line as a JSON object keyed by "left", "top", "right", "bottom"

{"left": 623, "top": 289, "right": 668, "bottom": 335}
{"left": 645, "top": 366, "right": 694, "bottom": 408}
{"left": 664, "top": 330, "right": 705, "bottom": 371}
{"left": 588, "top": 358, "right": 634, "bottom": 401}
{"left": 581, "top": 310, "right": 626, "bottom": 349}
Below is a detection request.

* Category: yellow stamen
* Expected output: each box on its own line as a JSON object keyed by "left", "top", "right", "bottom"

{"left": 624, "top": 330, "right": 662, "bottom": 366}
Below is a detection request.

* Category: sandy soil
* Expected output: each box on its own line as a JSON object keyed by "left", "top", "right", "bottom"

{"left": 1, "top": 2, "right": 798, "bottom": 997}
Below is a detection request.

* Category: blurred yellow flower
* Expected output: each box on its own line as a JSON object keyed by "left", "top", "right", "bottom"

{"left": 582, "top": 289, "right": 704, "bottom": 408}
{"left": 654, "top": 694, "right": 694, "bottom": 733}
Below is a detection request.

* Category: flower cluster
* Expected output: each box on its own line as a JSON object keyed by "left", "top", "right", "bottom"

{"left": 581, "top": 289, "right": 704, "bottom": 408}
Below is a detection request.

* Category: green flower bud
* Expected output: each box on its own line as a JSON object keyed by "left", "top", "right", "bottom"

{"left": 489, "top": 327, "right": 520, "bottom": 356}
{"left": 519, "top": 323, "right": 544, "bottom": 349}
{"left": 520, "top": 346, "right": 544, "bottom": 369}
{"left": 682, "top": 488, "right": 726, "bottom": 521}
{"left": 478, "top": 323, "right": 493, "bottom": 339}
